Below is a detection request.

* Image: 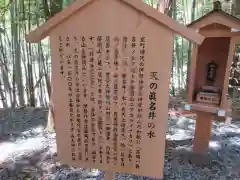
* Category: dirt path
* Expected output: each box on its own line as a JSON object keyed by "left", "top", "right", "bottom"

{"left": 0, "top": 117, "right": 240, "bottom": 180}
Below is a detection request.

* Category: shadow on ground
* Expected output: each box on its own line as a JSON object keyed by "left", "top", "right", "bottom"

{"left": 0, "top": 108, "right": 48, "bottom": 141}
{"left": 0, "top": 116, "right": 240, "bottom": 180}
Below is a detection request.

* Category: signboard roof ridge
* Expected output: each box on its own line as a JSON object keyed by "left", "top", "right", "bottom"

{"left": 187, "top": 9, "right": 240, "bottom": 30}
{"left": 26, "top": 0, "right": 204, "bottom": 44}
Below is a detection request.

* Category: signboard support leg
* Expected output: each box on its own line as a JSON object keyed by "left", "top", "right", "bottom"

{"left": 104, "top": 172, "right": 115, "bottom": 180}
{"left": 192, "top": 112, "right": 212, "bottom": 154}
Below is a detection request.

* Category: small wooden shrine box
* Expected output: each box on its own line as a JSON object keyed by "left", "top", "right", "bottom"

{"left": 186, "top": 1, "right": 240, "bottom": 117}
{"left": 26, "top": 0, "right": 204, "bottom": 178}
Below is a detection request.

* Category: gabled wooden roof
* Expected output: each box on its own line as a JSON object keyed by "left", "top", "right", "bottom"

{"left": 187, "top": 9, "right": 240, "bottom": 30}
{"left": 26, "top": 0, "right": 204, "bottom": 44}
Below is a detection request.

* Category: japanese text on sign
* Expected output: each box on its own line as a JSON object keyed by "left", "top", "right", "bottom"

{"left": 56, "top": 35, "right": 164, "bottom": 175}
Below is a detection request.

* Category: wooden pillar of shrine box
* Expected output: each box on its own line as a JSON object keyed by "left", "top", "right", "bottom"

{"left": 25, "top": 0, "right": 204, "bottom": 179}
{"left": 183, "top": 1, "right": 240, "bottom": 154}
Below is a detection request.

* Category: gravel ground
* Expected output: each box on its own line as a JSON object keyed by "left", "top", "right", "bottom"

{"left": 0, "top": 116, "right": 240, "bottom": 180}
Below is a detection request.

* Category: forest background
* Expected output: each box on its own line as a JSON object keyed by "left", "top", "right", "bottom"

{"left": 0, "top": 0, "right": 239, "bottom": 125}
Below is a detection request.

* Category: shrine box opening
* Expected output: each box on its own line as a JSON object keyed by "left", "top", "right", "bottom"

{"left": 190, "top": 37, "right": 230, "bottom": 109}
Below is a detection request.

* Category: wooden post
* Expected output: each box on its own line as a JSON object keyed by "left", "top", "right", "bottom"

{"left": 104, "top": 172, "right": 115, "bottom": 180}
{"left": 192, "top": 112, "right": 213, "bottom": 154}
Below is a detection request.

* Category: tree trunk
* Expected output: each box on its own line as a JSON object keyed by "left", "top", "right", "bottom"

{"left": 28, "top": 63, "right": 35, "bottom": 106}
{"left": 232, "top": 0, "right": 240, "bottom": 16}
{"left": 14, "top": 0, "right": 25, "bottom": 107}
{"left": 186, "top": 0, "right": 196, "bottom": 91}
{"left": 50, "top": 0, "right": 63, "bottom": 17}
{"left": 0, "top": 80, "right": 7, "bottom": 108}
{"left": 158, "top": 0, "right": 173, "bottom": 15}
{"left": 47, "top": 93, "right": 55, "bottom": 132}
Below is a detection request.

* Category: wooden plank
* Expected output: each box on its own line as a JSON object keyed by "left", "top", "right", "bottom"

{"left": 199, "top": 30, "right": 240, "bottom": 37}
{"left": 193, "top": 112, "right": 213, "bottom": 154}
{"left": 187, "top": 43, "right": 199, "bottom": 104}
{"left": 221, "top": 37, "right": 237, "bottom": 109}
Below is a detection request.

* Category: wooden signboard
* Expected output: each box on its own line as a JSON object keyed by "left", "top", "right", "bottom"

{"left": 26, "top": 0, "right": 204, "bottom": 179}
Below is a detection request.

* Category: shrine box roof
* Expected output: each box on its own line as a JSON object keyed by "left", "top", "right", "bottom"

{"left": 187, "top": 8, "right": 240, "bottom": 31}
{"left": 26, "top": 0, "right": 204, "bottom": 44}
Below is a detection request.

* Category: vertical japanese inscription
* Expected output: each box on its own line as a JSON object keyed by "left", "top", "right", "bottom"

{"left": 128, "top": 36, "right": 135, "bottom": 166}
{"left": 81, "top": 36, "right": 89, "bottom": 162}
{"left": 113, "top": 36, "right": 119, "bottom": 166}
{"left": 135, "top": 36, "right": 146, "bottom": 170}
{"left": 96, "top": 36, "right": 104, "bottom": 164}
{"left": 57, "top": 35, "right": 158, "bottom": 175}
{"left": 120, "top": 38, "right": 127, "bottom": 167}
{"left": 66, "top": 36, "right": 76, "bottom": 161}
{"left": 105, "top": 36, "right": 111, "bottom": 165}
{"left": 148, "top": 71, "right": 159, "bottom": 139}
{"left": 89, "top": 36, "right": 97, "bottom": 164}
{"left": 73, "top": 36, "right": 82, "bottom": 161}
{"left": 59, "top": 36, "right": 65, "bottom": 76}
